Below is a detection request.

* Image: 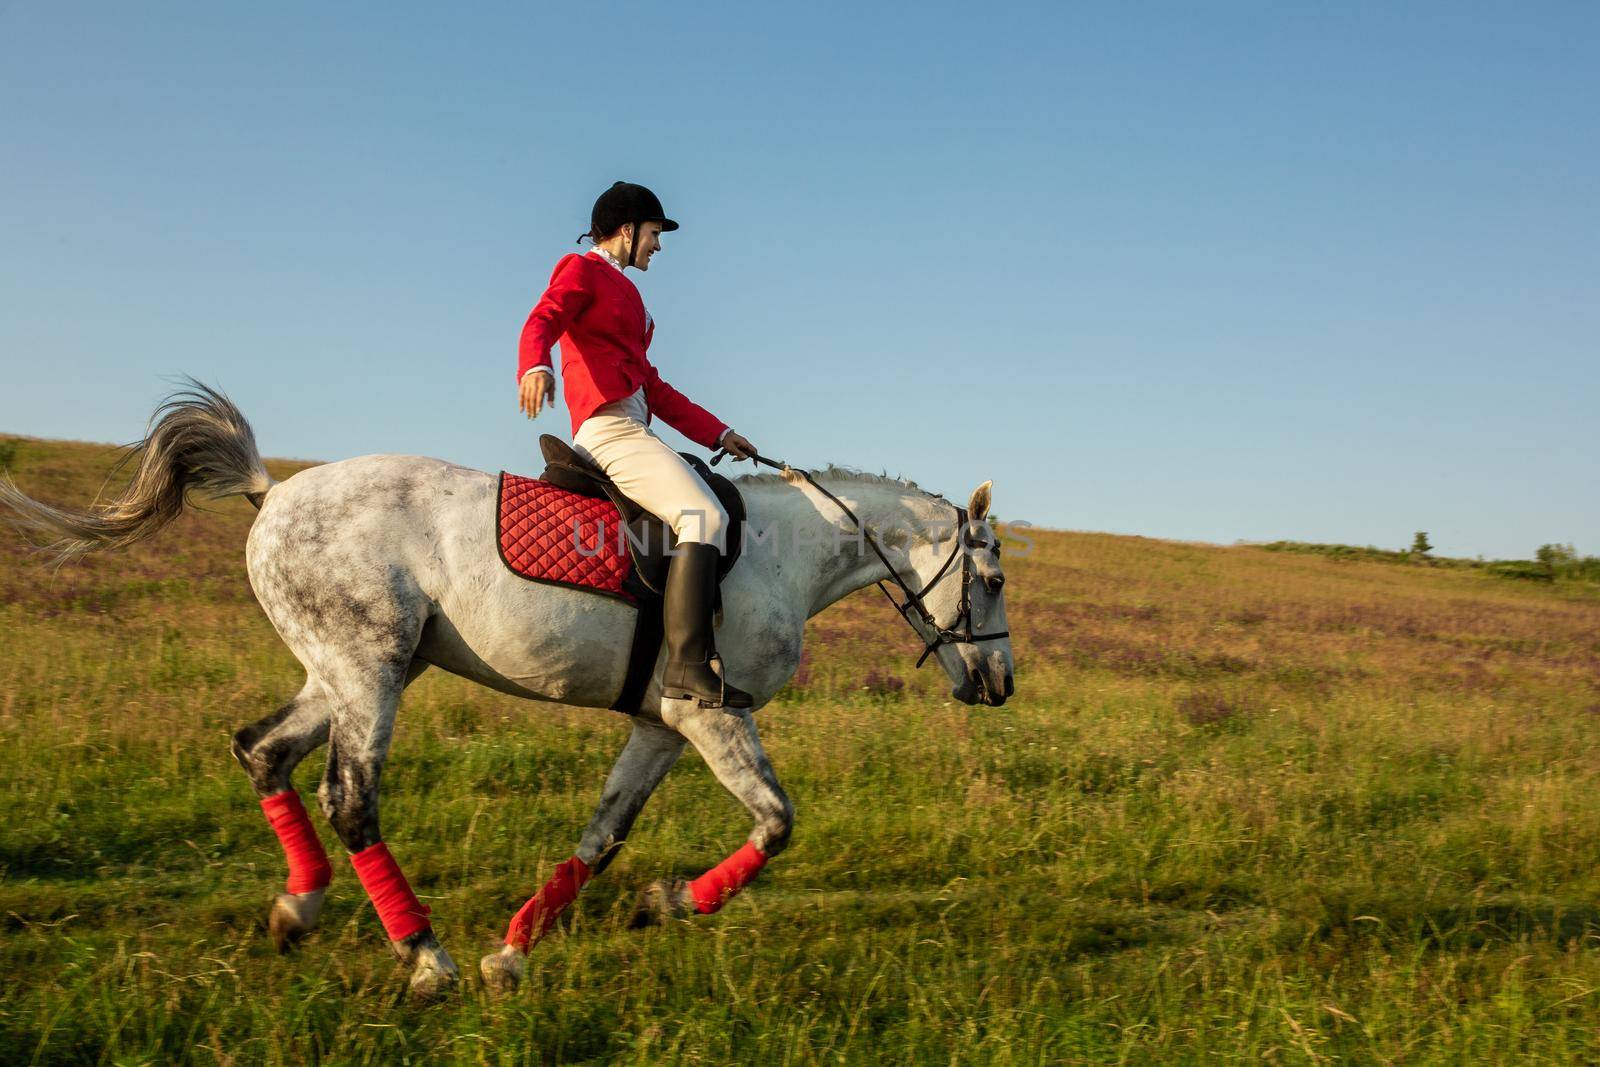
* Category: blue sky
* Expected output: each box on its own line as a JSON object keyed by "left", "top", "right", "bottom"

{"left": 1, "top": 2, "right": 1594, "bottom": 559}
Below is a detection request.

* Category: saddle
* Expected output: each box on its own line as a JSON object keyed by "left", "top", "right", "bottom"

{"left": 495, "top": 435, "right": 746, "bottom": 716}
{"left": 534, "top": 435, "right": 746, "bottom": 595}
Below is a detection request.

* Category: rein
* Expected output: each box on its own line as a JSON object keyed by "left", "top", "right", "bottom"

{"left": 711, "top": 449, "right": 1009, "bottom": 669}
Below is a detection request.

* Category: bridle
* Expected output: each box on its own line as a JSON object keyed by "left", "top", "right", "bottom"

{"left": 711, "top": 449, "right": 1009, "bottom": 669}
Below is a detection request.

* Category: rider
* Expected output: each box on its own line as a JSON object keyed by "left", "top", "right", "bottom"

{"left": 517, "top": 181, "right": 757, "bottom": 710}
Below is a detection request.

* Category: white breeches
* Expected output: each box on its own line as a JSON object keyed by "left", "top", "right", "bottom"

{"left": 573, "top": 391, "right": 728, "bottom": 548}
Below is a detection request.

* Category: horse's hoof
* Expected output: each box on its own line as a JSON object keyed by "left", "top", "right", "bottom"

{"left": 629, "top": 878, "right": 695, "bottom": 928}
{"left": 267, "top": 889, "right": 325, "bottom": 953}
{"left": 390, "top": 931, "right": 460, "bottom": 1001}
{"left": 409, "top": 953, "right": 461, "bottom": 1000}
{"left": 479, "top": 944, "right": 526, "bottom": 994}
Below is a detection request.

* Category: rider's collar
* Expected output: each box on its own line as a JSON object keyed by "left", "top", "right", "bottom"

{"left": 586, "top": 245, "right": 651, "bottom": 329}
{"left": 588, "top": 246, "right": 625, "bottom": 272}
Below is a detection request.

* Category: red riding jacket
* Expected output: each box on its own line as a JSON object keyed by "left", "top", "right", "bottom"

{"left": 517, "top": 251, "right": 729, "bottom": 449}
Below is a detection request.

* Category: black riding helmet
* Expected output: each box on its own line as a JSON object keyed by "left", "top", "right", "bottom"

{"left": 585, "top": 181, "right": 679, "bottom": 268}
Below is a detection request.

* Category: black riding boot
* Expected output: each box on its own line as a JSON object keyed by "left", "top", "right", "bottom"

{"left": 662, "top": 542, "right": 754, "bottom": 709}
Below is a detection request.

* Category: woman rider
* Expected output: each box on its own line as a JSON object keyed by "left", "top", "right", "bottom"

{"left": 517, "top": 181, "right": 757, "bottom": 710}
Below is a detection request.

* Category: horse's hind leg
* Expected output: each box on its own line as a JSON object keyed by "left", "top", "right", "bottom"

{"left": 480, "top": 720, "right": 686, "bottom": 993}
{"left": 315, "top": 659, "right": 459, "bottom": 999}
{"left": 231, "top": 684, "right": 335, "bottom": 951}
{"left": 232, "top": 660, "right": 431, "bottom": 952}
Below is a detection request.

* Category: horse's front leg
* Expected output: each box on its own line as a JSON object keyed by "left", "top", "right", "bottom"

{"left": 480, "top": 719, "right": 686, "bottom": 993}
{"left": 633, "top": 705, "right": 793, "bottom": 925}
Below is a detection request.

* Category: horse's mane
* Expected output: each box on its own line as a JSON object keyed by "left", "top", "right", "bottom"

{"left": 732, "top": 464, "right": 952, "bottom": 507}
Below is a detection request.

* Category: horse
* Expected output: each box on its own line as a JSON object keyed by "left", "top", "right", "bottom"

{"left": 0, "top": 384, "right": 1015, "bottom": 997}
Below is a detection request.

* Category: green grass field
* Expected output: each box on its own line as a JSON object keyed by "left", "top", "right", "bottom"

{"left": 3, "top": 433, "right": 1600, "bottom": 1064}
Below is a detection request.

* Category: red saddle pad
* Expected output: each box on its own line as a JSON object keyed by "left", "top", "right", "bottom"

{"left": 497, "top": 473, "right": 636, "bottom": 603}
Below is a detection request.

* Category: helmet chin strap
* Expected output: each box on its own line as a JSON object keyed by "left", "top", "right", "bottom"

{"left": 611, "top": 222, "right": 649, "bottom": 269}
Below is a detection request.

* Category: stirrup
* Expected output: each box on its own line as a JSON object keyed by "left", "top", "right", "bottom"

{"left": 662, "top": 653, "right": 753, "bottom": 711}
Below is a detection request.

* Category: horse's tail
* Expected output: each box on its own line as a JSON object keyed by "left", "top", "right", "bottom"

{"left": 0, "top": 379, "right": 275, "bottom": 564}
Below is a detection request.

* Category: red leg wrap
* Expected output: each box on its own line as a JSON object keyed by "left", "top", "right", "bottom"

{"left": 505, "top": 856, "right": 592, "bottom": 953}
{"left": 260, "top": 790, "right": 332, "bottom": 895}
{"left": 349, "top": 842, "right": 432, "bottom": 942}
{"left": 689, "top": 842, "right": 769, "bottom": 914}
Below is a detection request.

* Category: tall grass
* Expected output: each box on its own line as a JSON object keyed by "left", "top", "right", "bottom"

{"left": 2, "top": 434, "right": 1599, "bottom": 1063}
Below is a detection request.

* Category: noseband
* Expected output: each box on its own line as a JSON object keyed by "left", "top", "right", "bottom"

{"left": 712, "top": 450, "right": 1009, "bottom": 669}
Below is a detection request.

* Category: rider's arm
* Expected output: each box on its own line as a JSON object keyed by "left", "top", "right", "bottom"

{"left": 641, "top": 358, "right": 730, "bottom": 451}
{"left": 517, "top": 255, "right": 591, "bottom": 382}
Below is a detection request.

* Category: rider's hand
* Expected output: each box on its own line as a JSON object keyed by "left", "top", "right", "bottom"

{"left": 519, "top": 370, "right": 556, "bottom": 419}
{"left": 721, "top": 430, "right": 758, "bottom": 460}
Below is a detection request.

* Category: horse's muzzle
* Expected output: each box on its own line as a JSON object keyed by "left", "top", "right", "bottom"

{"left": 955, "top": 664, "right": 1013, "bottom": 707}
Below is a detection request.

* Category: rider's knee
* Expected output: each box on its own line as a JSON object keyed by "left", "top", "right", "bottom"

{"left": 672, "top": 501, "right": 729, "bottom": 550}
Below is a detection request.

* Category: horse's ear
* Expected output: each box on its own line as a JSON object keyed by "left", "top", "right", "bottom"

{"left": 968, "top": 480, "right": 993, "bottom": 522}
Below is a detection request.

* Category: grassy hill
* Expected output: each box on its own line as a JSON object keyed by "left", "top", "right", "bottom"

{"left": 2, "top": 432, "right": 1599, "bottom": 1064}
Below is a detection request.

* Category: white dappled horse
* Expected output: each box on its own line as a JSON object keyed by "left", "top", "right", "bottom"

{"left": 0, "top": 384, "right": 1015, "bottom": 996}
